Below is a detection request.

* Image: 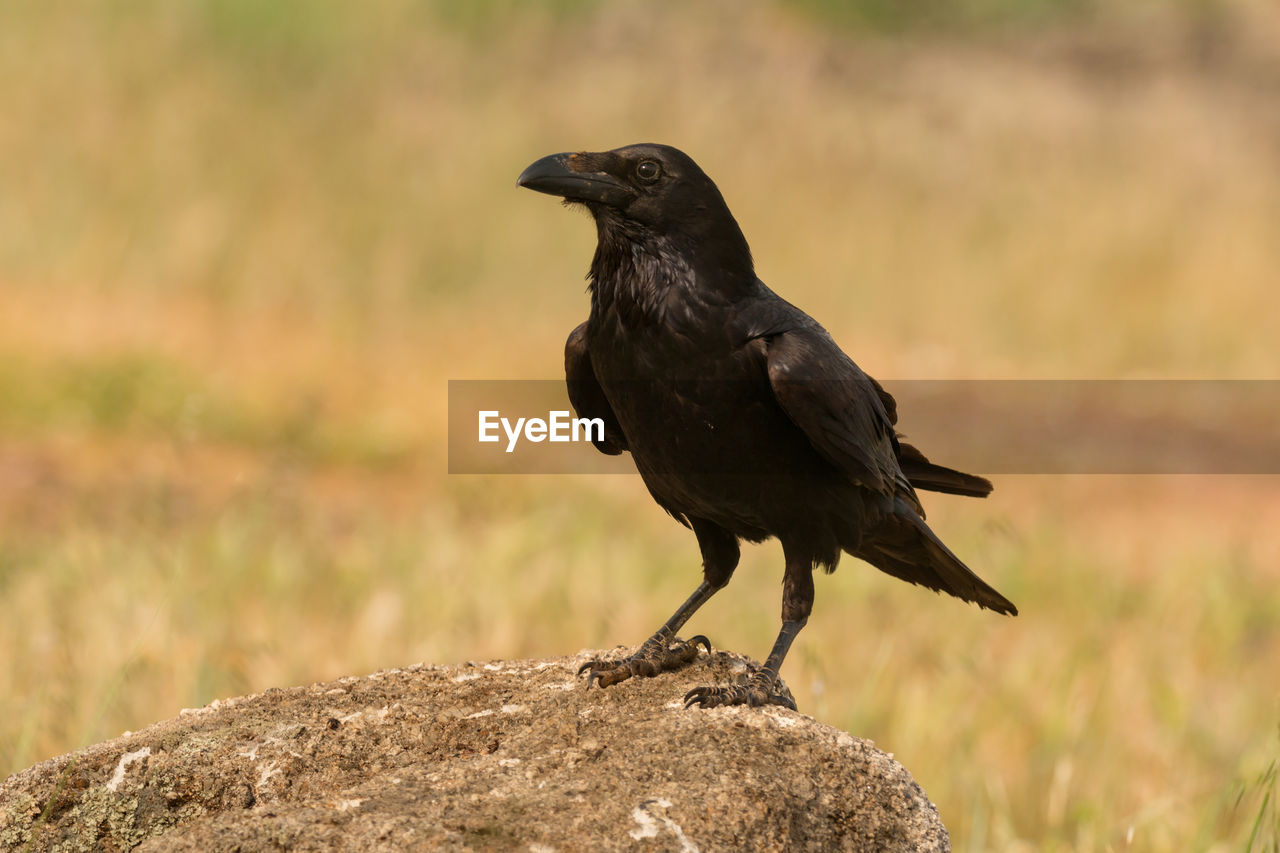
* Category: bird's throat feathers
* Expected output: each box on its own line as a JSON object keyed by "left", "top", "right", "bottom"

{"left": 587, "top": 216, "right": 755, "bottom": 325}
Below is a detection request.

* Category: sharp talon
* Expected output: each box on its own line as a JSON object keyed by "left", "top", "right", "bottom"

{"left": 774, "top": 694, "right": 798, "bottom": 712}
{"left": 687, "top": 635, "right": 712, "bottom": 654}
{"left": 577, "top": 662, "right": 594, "bottom": 677}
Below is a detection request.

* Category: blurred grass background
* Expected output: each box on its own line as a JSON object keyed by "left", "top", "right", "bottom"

{"left": 1, "top": 0, "right": 1279, "bottom": 849}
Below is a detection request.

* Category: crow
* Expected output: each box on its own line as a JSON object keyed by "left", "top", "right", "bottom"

{"left": 518, "top": 143, "right": 1015, "bottom": 710}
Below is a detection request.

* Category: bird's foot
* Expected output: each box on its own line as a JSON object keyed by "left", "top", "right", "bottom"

{"left": 578, "top": 634, "right": 711, "bottom": 689}
{"left": 684, "top": 668, "right": 797, "bottom": 711}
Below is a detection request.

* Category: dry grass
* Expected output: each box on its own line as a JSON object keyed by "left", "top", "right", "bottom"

{"left": 1, "top": 1, "right": 1279, "bottom": 849}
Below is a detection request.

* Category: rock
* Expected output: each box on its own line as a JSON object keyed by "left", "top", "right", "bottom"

{"left": 0, "top": 651, "right": 949, "bottom": 852}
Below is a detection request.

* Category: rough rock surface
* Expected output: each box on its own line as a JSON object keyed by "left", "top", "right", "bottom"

{"left": 1, "top": 651, "right": 949, "bottom": 852}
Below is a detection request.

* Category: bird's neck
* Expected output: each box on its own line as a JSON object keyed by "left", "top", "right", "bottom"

{"left": 587, "top": 236, "right": 682, "bottom": 324}
{"left": 587, "top": 225, "right": 755, "bottom": 326}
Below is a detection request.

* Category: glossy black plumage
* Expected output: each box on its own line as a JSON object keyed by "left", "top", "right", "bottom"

{"left": 520, "top": 143, "right": 1015, "bottom": 708}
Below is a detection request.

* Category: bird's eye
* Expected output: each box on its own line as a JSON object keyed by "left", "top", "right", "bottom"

{"left": 635, "top": 160, "right": 661, "bottom": 184}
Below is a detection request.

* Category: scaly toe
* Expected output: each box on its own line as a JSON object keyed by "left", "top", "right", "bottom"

{"left": 657, "top": 635, "right": 712, "bottom": 671}
{"left": 684, "top": 674, "right": 797, "bottom": 711}
{"left": 683, "top": 685, "right": 729, "bottom": 708}
{"left": 579, "top": 635, "right": 712, "bottom": 692}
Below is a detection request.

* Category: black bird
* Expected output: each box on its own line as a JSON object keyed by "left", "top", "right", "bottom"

{"left": 518, "top": 143, "right": 1015, "bottom": 709}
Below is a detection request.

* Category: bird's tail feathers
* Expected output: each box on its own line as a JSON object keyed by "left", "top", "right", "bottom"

{"left": 860, "top": 504, "right": 1016, "bottom": 615}
{"left": 897, "top": 442, "right": 993, "bottom": 498}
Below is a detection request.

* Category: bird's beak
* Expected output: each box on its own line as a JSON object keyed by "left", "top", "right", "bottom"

{"left": 517, "top": 152, "right": 637, "bottom": 208}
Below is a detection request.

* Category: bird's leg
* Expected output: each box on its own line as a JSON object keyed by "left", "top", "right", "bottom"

{"left": 577, "top": 581, "right": 717, "bottom": 688}
{"left": 685, "top": 549, "right": 814, "bottom": 711}
{"left": 579, "top": 518, "right": 739, "bottom": 690}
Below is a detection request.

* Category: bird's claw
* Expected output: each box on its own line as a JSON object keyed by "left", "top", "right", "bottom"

{"left": 684, "top": 672, "right": 797, "bottom": 711}
{"left": 578, "top": 635, "right": 712, "bottom": 690}
{"left": 685, "top": 634, "right": 713, "bottom": 655}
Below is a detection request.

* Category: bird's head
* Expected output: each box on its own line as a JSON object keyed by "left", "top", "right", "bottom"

{"left": 518, "top": 144, "right": 750, "bottom": 263}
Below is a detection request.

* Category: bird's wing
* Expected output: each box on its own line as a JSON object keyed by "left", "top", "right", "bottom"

{"left": 764, "top": 327, "right": 922, "bottom": 511}
{"left": 564, "top": 322, "right": 627, "bottom": 455}
{"left": 867, "top": 367, "right": 993, "bottom": 498}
